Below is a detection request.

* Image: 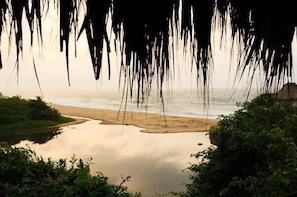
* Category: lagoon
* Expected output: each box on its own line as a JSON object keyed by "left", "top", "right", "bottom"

{"left": 15, "top": 117, "right": 212, "bottom": 197}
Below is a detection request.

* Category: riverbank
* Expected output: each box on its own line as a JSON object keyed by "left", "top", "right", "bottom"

{"left": 48, "top": 103, "right": 218, "bottom": 133}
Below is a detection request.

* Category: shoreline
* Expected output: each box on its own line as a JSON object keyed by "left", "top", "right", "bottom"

{"left": 48, "top": 103, "right": 218, "bottom": 133}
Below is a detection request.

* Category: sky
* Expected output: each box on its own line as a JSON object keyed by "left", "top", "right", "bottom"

{"left": 0, "top": 11, "right": 296, "bottom": 97}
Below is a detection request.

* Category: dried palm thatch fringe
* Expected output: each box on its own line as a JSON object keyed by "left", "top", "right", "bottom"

{"left": 0, "top": 0, "right": 296, "bottom": 97}
{"left": 217, "top": 0, "right": 296, "bottom": 91}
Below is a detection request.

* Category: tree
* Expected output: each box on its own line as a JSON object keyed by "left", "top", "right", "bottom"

{"left": 0, "top": 0, "right": 296, "bottom": 98}
{"left": 183, "top": 94, "right": 297, "bottom": 196}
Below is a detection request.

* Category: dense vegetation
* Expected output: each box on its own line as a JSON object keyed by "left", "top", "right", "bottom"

{"left": 183, "top": 94, "right": 297, "bottom": 197}
{"left": 0, "top": 96, "right": 73, "bottom": 131}
{"left": 0, "top": 143, "right": 141, "bottom": 197}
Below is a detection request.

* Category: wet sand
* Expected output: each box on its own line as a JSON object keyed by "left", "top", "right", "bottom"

{"left": 49, "top": 103, "right": 218, "bottom": 133}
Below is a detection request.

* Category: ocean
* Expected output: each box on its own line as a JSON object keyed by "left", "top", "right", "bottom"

{"left": 42, "top": 88, "right": 258, "bottom": 119}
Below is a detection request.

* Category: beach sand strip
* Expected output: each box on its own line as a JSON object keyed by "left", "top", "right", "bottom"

{"left": 48, "top": 103, "right": 218, "bottom": 133}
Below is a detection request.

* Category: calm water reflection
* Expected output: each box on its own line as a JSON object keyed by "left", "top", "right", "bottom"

{"left": 15, "top": 118, "right": 211, "bottom": 197}
{"left": 0, "top": 128, "right": 62, "bottom": 145}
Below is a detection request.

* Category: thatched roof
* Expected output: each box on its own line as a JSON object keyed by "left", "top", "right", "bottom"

{"left": 276, "top": 83, "right": 297, "bottom": 101}
{"left": 0, "top": 0, "right": 296, "bottom": 98}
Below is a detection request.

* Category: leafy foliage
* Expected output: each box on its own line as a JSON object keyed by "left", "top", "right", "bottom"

{"left": 0, "top": 144, "right": 141, "bottom": 197}
{"left": 0, "top": 96, "right": 73, "bottom": 130}
{"left": 183, "top": 94, "right": 297, "bottom": 197}
{"left": 27, "top": 96, "right": 60, "bottom": 121}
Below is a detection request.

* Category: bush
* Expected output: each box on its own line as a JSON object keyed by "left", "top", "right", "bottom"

{"left": 27, "top": 96, "right": 60, "bottom": 121}
{"left": 0, "top": 144, "right": 141, "bottom": 197}
{"left": 0, "top": 96, "right": 73, "bottom": 130}
{"left": 0, "top": 96, "right": 28, "bottom": 124}
{"left": 183, "top": 94, "right": 297, "bottom": 197}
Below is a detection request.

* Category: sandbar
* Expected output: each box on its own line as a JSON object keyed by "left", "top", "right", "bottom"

{"left": 48, "top": 103, "right": 218, "bottom": 133}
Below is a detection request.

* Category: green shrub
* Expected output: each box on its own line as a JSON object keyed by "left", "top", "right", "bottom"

{"left": 0, "top": 96, "right": 73, "bottom": 131}
{"left": 0, "top": 96, "right": 28, "bottom": 124}
{"left": 27, "top": 96, "right": 60, "bottom": 121}
{"left": 0, "top": 144, "right": 141, "bottom": 197}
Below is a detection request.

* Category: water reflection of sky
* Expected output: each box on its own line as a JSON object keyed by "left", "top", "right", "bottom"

{"left": 15, "top": 119, "right": 211, "bottom": 197}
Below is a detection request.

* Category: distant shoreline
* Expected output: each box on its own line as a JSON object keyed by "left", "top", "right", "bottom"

{"left": 48, "top": 103, "right": 218, "bottom": 133}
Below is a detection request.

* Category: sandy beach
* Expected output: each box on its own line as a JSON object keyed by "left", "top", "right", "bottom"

{"left": 48, "top": 103, "right": 218, "bottom": 133}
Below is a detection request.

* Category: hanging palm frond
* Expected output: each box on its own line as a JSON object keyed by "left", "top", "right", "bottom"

{"left": 59, "top": 0, "right": 80, "bottom": 85}
{"left": 0, "top": 0, "right": 8, "bottom": 69}
{"left": 78, "top": 0, "right": 111, "bottom": 81}
{"left": 0, "top": 0, "right": 296, "bottom": 95}
{"left": 216, "top": 0, "right": 297, "bottom": 90}
{"left": 112, "top": 0, "right": 179, "bottom": 101}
